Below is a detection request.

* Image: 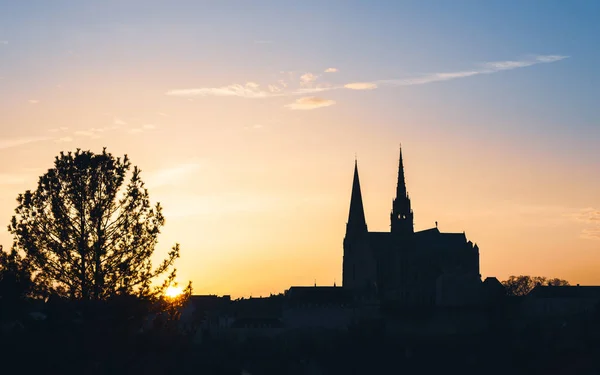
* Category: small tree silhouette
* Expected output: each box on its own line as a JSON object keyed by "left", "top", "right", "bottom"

{"left": 502, "top": 275, "right": 570, "bottom": 296}
{"left": 8, "top": 148, "right": 190, "bottom": 301}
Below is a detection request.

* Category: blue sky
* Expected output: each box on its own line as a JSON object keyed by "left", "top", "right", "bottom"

{"left": 2, "top": 1, "right": 598, "bottom": 126}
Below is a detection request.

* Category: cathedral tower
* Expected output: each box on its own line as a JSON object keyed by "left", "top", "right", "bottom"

{"left": 343, "top": 159, "right": 371, "bottom": 289}
{"left": 345, "top": 159, "right": 368, "bottom": 237}
{"left": 390, "top": 145, "right": 414, "bottom": 235}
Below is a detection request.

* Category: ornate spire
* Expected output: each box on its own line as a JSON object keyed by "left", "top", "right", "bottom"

{"left": 391, "top": 144, "right": 414, "bottom": 234}
{"left": 396, "top": 144, "right": 407, "bottom": 199}
{"left": 346, "top": 159, "right": 368, "bottom": 235}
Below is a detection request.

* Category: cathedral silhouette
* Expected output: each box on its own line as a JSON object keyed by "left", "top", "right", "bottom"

{"left": 342, "top": 146, "right": 481, "bottom": 308}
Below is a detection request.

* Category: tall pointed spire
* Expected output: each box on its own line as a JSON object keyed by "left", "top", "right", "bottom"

{"left": 346, "top": 159, "right": 367, "bottom": 235}
{"left": 391, "top": 144, "right": 414, "bottom": 234}
{"left": 396, "top": 144, "right": 407, "bottom": 199}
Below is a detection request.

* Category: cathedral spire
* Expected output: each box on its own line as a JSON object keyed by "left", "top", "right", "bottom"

{"left": 346, "top": 159, "right": 367, "bottom": 235}
{"left": 396, "top": 144, "right": 407, "bottom": 199}
{"left": 391, "top": 144, "right": 414, "bottom": 234}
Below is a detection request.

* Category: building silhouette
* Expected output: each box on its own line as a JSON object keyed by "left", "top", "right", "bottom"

{"left": 181, "top": 146, "right": 503, "bottom": 339}
{"left": 343, "top": 146, "right": 481, "bottom": 308}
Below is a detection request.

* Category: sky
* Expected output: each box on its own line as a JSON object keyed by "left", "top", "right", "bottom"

{"left": 0, "top": 0, "right": 599, "bottom": 298}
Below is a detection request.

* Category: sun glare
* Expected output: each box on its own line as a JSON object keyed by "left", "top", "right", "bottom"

{"left": 165, "top": 285, "right": 183, "bottom": 298}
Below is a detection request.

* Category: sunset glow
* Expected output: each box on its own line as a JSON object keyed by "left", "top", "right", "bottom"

{"left": 165, "top": 286, "right": 183, "bottom": 299}
{"left": 1, "top": 1, "right": 599, "bottom": 299}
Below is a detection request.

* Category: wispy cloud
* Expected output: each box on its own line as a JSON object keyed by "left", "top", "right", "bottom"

{"left": 581, "top": 228, "right": 600, "bottom": 240}
{"left": 572, "top": 208, "right": 600, "bottom": 223}
{"left": 300, "top": 73, "right": 318, "bottom": 85}
{"left": 569, "top": 208, "right": 600, "bottom": 240}
{"left": 163, "top": 192, "right": 333, "bottom": 219}
{"left": 0, "top": 136, "right": 50, "bottom": 150}
{"left": 48, "top": 127, "right": 69, "bottom": 133}
{"left": 344, "top": 82, "right": 378, "bottom": 90}
{"left": 28, "top": 99, "right": 39, "bottom": 104}
{"left": 128, "top": 124, "right": 157, "bottom": 134}
{"left": 166, "top": 54, "right": 567, "bottom": 100}
{"left": 374, "top": 55, "right": 568, "bottom": 87}
{"left": 113, "top": 118, "right": 127, "bottom": 126}
{"left": 484, "top": 55, "right": 566, "bottom": 70}
{"left": 378, "top": 71, "right": 480, "bottom": 86}
{"left": 285, "top": 96, "right": 336, "bottom": 110}
{"left": 294, "top": 84, "right": 336, "bottom": 95}
{"left": 161, "top": 192, "right": 285, "bottom": 219}
{"left": 0, "top": 41, "right": 7, "bottom": 45}
{"left": 3, "top": 124, "right": 117, "bottom": 151}
{"left": 145, "top": 162, "right": 202, "bottom": 189}
{"left": 74, "top": 130, "right": 101, "bottom": 138}
{"left": 254, "top": 40, "right": 273, "bottom": 44}
{"left": 74, "top": 125, "right": 119, "bottom": 139}
{"left": 166, "top": 82, "right": 277, "bottom": 98}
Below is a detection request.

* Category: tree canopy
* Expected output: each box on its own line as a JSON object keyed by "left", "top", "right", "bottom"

{"left": 8, "top": 148, "right": 187, "bottom": 301}
{"left": 502, "top": 275, "right": 570, "bottom": 296}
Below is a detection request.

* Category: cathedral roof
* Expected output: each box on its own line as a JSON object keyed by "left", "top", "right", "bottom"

{"left": 415, "top": 228, "right": 468, "bottom": 248}
{"left": 415, "top": 227, "right": 440, "bottom": 236}
{"left": 363, "top": 228, "right": 471, "bottom": 252}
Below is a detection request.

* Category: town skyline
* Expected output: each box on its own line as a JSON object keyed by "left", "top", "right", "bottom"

{"left": 1, "top": 1, "right": 599, "bottom": 298}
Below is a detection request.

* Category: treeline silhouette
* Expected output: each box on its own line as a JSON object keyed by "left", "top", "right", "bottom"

{"left": 503, "top": 275, "right": 570, "bottom": 296}
{"left": 1, "top": 148, "right": 599, "bottom": 374}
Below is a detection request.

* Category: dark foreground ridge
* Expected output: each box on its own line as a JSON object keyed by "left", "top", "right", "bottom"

{"left": 2, "top": 291, "right": 600, "bottom": 375}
